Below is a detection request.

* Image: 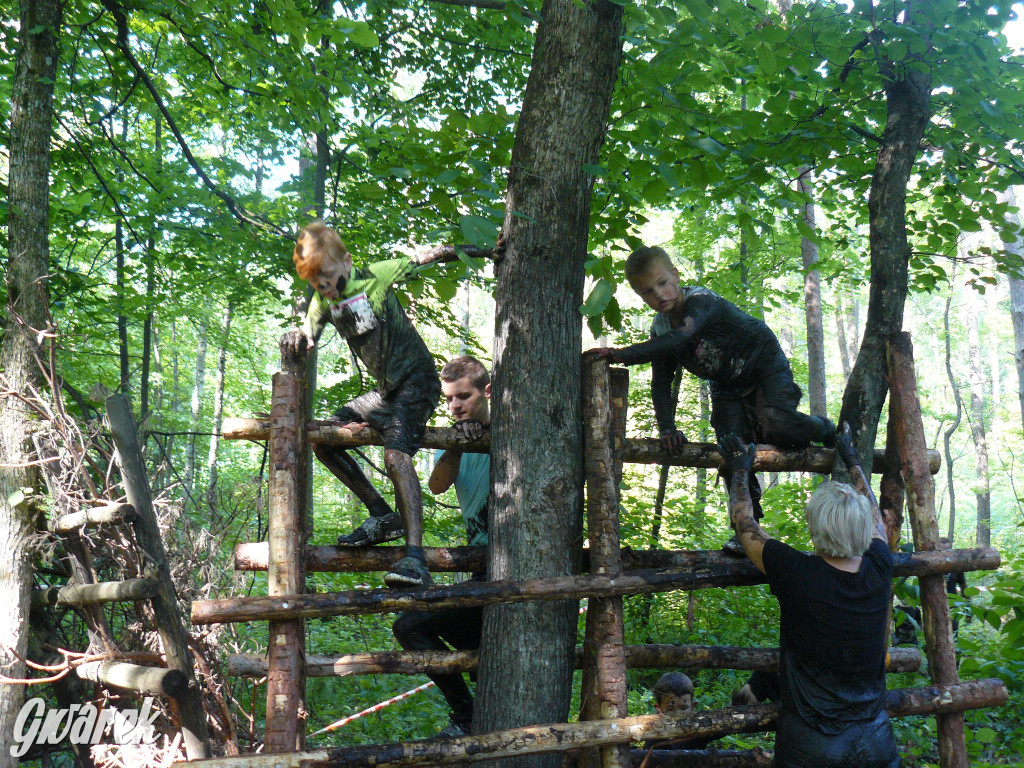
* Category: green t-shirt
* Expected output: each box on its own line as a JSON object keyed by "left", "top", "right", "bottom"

{"left": 303, "top": 257, "right": 436, "bottom": 393}
{"left": 433, "top": 448, "right": 489, "bottom": 546}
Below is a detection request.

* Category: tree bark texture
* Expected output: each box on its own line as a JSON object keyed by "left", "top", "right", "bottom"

{"left": 224, "top": 645, "right": 920, "bottom": 678}
{"left": 230, "top": 542, "right": 995, "bottom": 579}
{"left": 192, "top": 546, "right": 999, "bottom": 625}
{"left": 835, "top": 291, "right": 852, "bottom": 383}
{"left": 886, "top": 334, "right": 967, "bottom": 768}
{"left": 942, "top": 280, "right": 963, "bottom": 542}
{"left": 264, "top": 372, "right": 307, "bottom": 752}
{"left": 579, "top": 356, "right": 629, "bottom": 768}
{"left": 837, "top": 53, "right": 932, "bottom": 475}
{"left": 0, "top": 1, "right": 62, "bottom": 762}
{"left": 1004, "top": 187, "right": 1024, "bottom": 436}
{"left": 48, "top": 502, "right": 137, "bottom": 533}
{"left": 878, "top": 406, "right": 905, "bottom": 548}
{"left": 176, "top": 681, "right": 1005, "bottom": 768}
{"left": 964, "top": 283, "right": 991, "bottom": 547}
{"left": 206, "top": 301, "right": 233, "bottom": 501}
{"left": 798, "top": 168, "right": 826, "bottom": 416}
{"left": 225, "top": 418, "right": 940, "bottom": 475}
{"left": 106, "top": 394, "right": 211, "bottom": 759}
{"left": 476, "top": 2, "right": 624, "bottom": 763}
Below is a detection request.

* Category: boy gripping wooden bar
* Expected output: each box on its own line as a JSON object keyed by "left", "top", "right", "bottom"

{"left": 281, "top": 221, "right": 451, "bottom": 588}
{"left": 595, "top": 245, "right": 835, "bottom": 555}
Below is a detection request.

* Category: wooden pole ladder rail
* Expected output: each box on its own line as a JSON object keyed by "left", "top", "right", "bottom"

{"left": 194, "top": 343, "right": 1003, "bottom": 768}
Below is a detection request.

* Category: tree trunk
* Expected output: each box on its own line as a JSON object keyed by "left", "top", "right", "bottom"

{"left": 473, "top": 5, "right": 623, "bottom": 764}
{"left": 183, "top": 315, "right": 209, "bottom": 500}
{"left": 837, "top": 48, "right": 932, "bottom": 473}
{"left": 835, "top": 290, "right": 852, "bottom": 382}
{"left": 799, "top": 168, "right": 826, "bottom": 416}
{"left": 0, "top": 0, "right": 62, "bottom": 762}
{"left": 1003, "top": 187, "right": 1024, "bottom": 436}
{"left": 140, "top": 114, "right": 161, "bottom": 422}
{"left": 116, "top": 215, "right": 131, "bottom": 393}
{"left": 206, "top": 301, "right": 234, "bottom": 502}
{"left": 965, "top": 281, "right": 991, "bottom": 547}
{"left": 942, "top": 278, "right": 963, "bottom": 542}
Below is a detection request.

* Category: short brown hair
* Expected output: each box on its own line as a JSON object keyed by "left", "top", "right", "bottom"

{"left": 624, "top": 245, "right": 675, "bottom": 282}
{"left": 651, "top": 672, "right": 694, "bottom": 702}
{"left": 293, "top": 221, "right": 349, "bottom": 281}
{"left": 440, "top": 355, "right": 490, "bottom": 391}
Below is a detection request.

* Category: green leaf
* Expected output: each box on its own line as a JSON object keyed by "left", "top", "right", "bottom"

{"left": 582, "top": 163, "right": 607, "bottom": 177}
{"left": 580, "top": 278, "right": 614, "bottom": 316}
{"left": 7, "top": 489, "right": 25, "bottom": 507}
{"left": 974, "top": 727, "right": 998, "bottom": 744}
{"left": 433, "top": 277, "right": 458, "bottom": 302}
{"left": 695, "top": 136, "right": 727, "bottom": 156}
{"left": 459, "top": 215, "right": 500, "bottom": 248}
{"left": 347, "top": 22, "right": 379, "bottom": 48}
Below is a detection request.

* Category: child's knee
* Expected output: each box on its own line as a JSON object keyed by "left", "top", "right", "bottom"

{"left": 758, "top": 406, "right": 794, "bottom": 441}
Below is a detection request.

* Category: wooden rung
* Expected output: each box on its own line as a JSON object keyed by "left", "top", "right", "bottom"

{"left": 195, "top": 548, "right": 999, "bottom": 625}
{"left": 47, "top": 503, "right": 137, "bottom": 533}
{"left": 75, "top": 660, "right": 188, "bottom": 697}
{"left": 176, "top": 680, "right": 1005, "bottom": 768}
{"left": 225, "top": 644, "right": 920, "bottom": 678}
{"left": 221, "top": 417, "right": 941, "bottom": 475}
{"left": 33, "top": 577, "right": 159, "bottom": 607}
{"left": 233, "top": 542, "right": 998, "bottom": 577}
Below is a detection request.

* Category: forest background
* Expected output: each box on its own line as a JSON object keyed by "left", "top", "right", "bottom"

{"left": 5, "top": 0, "right": 1024, "bottom": 764}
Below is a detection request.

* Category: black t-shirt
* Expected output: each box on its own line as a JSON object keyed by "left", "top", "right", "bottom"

{"left": 763, "top": 538, "right": 893, "bottom": 735}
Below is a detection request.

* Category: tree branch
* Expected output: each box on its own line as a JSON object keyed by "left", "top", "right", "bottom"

{"left": 426, "top": 0, "right": 506, "bottom": 9}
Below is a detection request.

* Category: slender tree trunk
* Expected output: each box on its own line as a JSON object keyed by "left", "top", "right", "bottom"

{"left": 116, "top": 215, "right": 130, "bottom": 393}
{"left": 835, "top": 290, "right": 852, "bottom": 382}
{"left": 141, "top": 114, "right": 161, "bottom": 422}
{"left": 837, "top": 48, "right": 932, "bottom": 473}
{"left": 1002, "top": 187, "right": 1024, "bottom": 435}
{"left": 206, "top": 302, "right": 234, "bottom": 503}
{"left": 475, "top": 4, "right": 624, "bottom": 765}
{"left": 0, "top": 0, "right": 62, "bottom": 762}
{"left": 183, "top": 316, "right": 209, "bottom": 500}
{"left": 799, "top": 168, "right": 826, "bottom": 416}
{"left": 942, "top": 278, "right": 963, "bottom": 543}
{"left": 965, "top": 283, "right": 991, "bottom": 547}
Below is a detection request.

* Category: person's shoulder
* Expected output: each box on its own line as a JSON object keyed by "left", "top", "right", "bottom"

{"left": 864, "top": 538, "right": 894, "bottom": 569}
{"left": 650, "top": 313, "right": 672, "bottom": 336}
{"left": 762, "top": 538, "right": 809, "bottom": 575}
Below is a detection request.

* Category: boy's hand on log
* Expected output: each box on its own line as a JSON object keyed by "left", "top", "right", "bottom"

{"left": 718, "top": 433, "right": 756, "bottom": 475}
{"left": 452, "top": 419, "right": 487, "bottom": 442}
{"left": 835, "top": 421, "right": 859, "bottom": 468}
{"left": 280, "top": 329, "right": 313, "bottom": 357}
{"left": 659, "top": 429, "right": 688, "bottom": 455}
{"left": 592, "top": 347, "right": 623, "bottom": 364}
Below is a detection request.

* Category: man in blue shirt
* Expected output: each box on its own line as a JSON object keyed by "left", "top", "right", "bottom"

{"left": 392, "top": 356, "right": 490, "bottom": 737}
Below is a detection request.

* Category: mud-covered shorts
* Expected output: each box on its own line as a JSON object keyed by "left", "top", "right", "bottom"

{"left": 775, "top": 707, "right": 900, "bottom": 768}
{"left": 334, "top": 371, "right": 441, "bottom": 456}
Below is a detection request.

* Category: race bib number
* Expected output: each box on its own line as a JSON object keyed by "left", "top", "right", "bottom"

{"left": 330, "top": 292, "right": 379, "bottom": 338}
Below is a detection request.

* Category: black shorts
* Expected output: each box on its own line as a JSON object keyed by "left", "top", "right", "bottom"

{"left": 775, "top": 708, "right": 900, "bottom": 768}
{"left": 334, "top": 372, "right": 440, "bottom": 456}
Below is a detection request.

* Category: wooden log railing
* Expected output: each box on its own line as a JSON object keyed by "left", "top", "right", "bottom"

{"left": 232, "top": 542, "right": 998, "bottom": 576}
{"left": 178, "top": 679, "right": 1006, "bottom": 768}
{"left": 223, "top": 417, "right": 941, "bottom": 475}
{"left": 193, "top": 548, "right": 999, "bottom": 625}
{"left": 76, "top": 660, "right": 189, "bottom": 697}
{"left": 31, "top": 577, "right": 159, "bottom": 608}
{"left": 225, "top": 644, "right": 921, "bottom": 678}
{"left": 47, "top": 502, "right": 137, "bottom": 533}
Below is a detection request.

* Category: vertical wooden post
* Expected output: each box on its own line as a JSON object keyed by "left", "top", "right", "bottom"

{"left": 879, "top": 406, "right": 906, "bottom": 549}
{"left": 579, "top": 355, "right": 629, "bottom": 768}
{"left": 887, "top": 333, "right": 967, "bottom": 768}
{"left": 264, "top": 361, "right": 308, "bottom": 752}
{"left": 106, "top": 395, "right": 211, "bottom": 760}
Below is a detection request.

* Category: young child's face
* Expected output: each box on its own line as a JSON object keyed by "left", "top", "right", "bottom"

{"left": 629, "top": 263, "right": 682, "bottom": 315}
{"left": 654, "top": 693, "right": 693, "bottom": 715}
{"left": 309, "top": 248, "right": 353, "bottom": 302}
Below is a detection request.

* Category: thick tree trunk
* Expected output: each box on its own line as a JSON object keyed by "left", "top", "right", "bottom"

{"left": 0, "top": 1, "right": 62, "bottom": 763}
{"left": 206, "top": 301, "right": 233, "bottom": 501}
{"left": 474, "top": 3, "right": 623, "bottom": 764}
{"left": 798, "top": 168, "right": 826, "bottom": 416}
{"left": 183, "top": 315, "right": 209, "bottom": 499}
{"left": 965, "top": 282, "right": 991, "bottom": 547}
{"left": 942, "top": 279, "right": 963, "bottom": 542}
{"left": 837, "top": 52, "right": 932, "bottom": 473}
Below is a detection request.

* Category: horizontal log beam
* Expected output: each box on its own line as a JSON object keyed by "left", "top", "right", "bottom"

{"left": 233, "top": 543, "right": 996, "bottom": 581}
{"left": 178, "top": 680, "right": 1005, "bottom": 768}
{"left": 75, "top": 660, "right": 188, "bottom": 697}
{"left": 48, "top": 503, "right": 137, "bottom": 533}
{"left": 222, "top": 418, "right": 940, "bottom": 475}
{"left": 33, "top": 577, "right": 159, "bottom": 607}
{"left": 225, "top": 645, "right": 919, "bottom": 678}
{"left": 194, "top": 547, "right": 998, "bottom": 624}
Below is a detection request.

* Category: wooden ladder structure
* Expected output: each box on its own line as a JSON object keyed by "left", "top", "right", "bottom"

{"left": 188, "top": 333, "right": 1006, "bottom": 768}
{"left": 32, "top": 394, "right": 210, "bottom": 762}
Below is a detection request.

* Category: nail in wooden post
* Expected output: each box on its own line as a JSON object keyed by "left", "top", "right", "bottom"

{"left": 887, "top": 332, "right": 967, "bottom": 768}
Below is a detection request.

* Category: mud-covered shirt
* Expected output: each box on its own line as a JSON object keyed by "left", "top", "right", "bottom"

{"left": 763, "top": 538, "right": 893, "bottom": 735}
{"left": 303, "top": 257, "right": 435, "bottom": 395}
{"left": 614, "top": 287, "right": 785, "bottom": 434}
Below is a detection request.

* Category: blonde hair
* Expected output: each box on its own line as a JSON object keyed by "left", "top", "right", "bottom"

{"left": 293, "top": 221, "right": 349, "bottom": 281}
{"left": 625, "top": 245, "right": 675, "bottom": 282}
{"left": 804, "top": 481, "right": 872, "bottom": 559}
